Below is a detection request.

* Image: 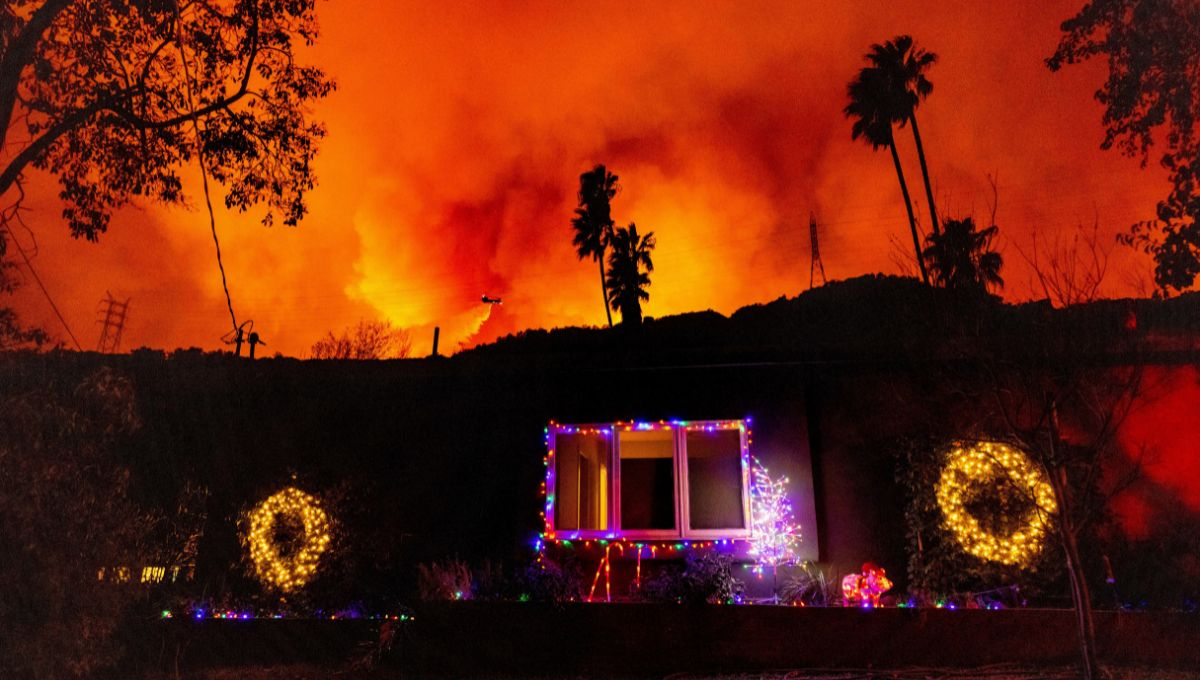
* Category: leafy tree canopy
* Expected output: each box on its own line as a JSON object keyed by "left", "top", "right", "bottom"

{"left": 1048, "top": 0, "right": 1200, "bottom": 291}
{"left": 922, "top": 216, "right": 1004, "bottom": 294}
{"left": 0, "top": 0, "right": 333, "bottom": 240}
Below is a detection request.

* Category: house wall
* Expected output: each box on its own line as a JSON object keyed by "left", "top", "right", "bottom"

{"left": 3, "top": 351, "right": 1197, "bottom": 601}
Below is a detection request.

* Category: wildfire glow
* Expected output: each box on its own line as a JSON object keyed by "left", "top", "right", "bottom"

{"left": 9, "top": 0, "right": 1167, "bottom": 356}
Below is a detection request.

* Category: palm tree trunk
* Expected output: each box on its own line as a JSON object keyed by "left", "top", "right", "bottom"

{"left": 888, "top": 137, "right": 929, "bottom": 284}
{"left": 909, "top": 114, "right": 939, "bottom": 237}
{"left": 599, "top": 255, "right": 613, "bottom": 328}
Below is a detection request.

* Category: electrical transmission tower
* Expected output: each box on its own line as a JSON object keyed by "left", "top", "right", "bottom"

{"left": 808, "top": 212, "right": 827, "bottom": 289}
{"left": 96, "top": 292, "right": 130, "bottom": 353}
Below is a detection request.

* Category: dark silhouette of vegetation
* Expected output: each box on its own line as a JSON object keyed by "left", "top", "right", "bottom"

{"left": 605, "top": 222, "right": 656, "bottom": 327}
{"left": 981, "top": 337, "right": 1143, "bottom": 680}
{"left": 0, "top": 0, "right": 332, "bottom": 242}
{"left": 1018, "top": 220, "right": 1111, "bottom": 308}
{"left": 0, "top": 367, "right": 153, "bottom": 678}
{"left": 571, "top": 165, "right": 620, "bottom": 328}
{"left": 922, "top": 216, "right": 1004, "bottom": 293}
{"left": 846, "top": 52, "right": 928, "bottom": 284}
{"left": 869, "top": 35, "right": 942, "bottom": 237}
{"left": 1049, "top": 0, "right": 1200, "bottom": 292}
{"left": 310, "top": 319, "right": 412, "bottom": 360}
{"left": 0, "top": 231, "right": 47, "bottom": 350}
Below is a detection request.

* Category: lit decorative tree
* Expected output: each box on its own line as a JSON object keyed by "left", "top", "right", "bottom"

{"left": 748, "top": 457, "right": 801, "bottom": 575}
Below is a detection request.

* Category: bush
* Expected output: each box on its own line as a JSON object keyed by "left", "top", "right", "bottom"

{"left": 780, "top": 562, "right": 841, "bottom": 606}
{"left": 514, "top": 556, "right": 583, "bottom": 603}
{"left": 417, "top": 559, "right": 472, "bottom": 601}
{"left": 641, "top": 553, "right": 744, "bottom": 604}
{"left": 0, "top": 368, "right": 154, "bottom": 678}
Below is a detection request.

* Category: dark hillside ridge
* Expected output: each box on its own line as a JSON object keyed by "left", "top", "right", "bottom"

{"left": 461, "top": 275, "right": 1200, "bottom": 366}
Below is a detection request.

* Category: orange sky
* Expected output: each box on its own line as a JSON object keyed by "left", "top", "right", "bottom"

{"left": 6, "top": 0, "right": 1172, "bottom": 356}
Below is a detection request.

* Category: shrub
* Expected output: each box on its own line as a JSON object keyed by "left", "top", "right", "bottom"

{"left": 641, "top": 553, "right": 744, "bottom": 604}
{"left": 781, "top": 562, "right": 841, "bottom": 606}
{"left": 515, "top": 556, "right": 583, "bottom": 603}
{"left": 0, "top": 368, "right": 154, "bottom": 678}
{"left": 417, "top": 559, "right": 472, "bottom": 601}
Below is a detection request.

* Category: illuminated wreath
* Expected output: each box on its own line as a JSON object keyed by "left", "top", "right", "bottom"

{"left": 246, "top": 487, "right": 332, "bottom": 591}
{"left": 935, "top": 442, "right": 1057, "bottom": 566}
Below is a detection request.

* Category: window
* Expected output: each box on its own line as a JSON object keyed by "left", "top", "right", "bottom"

{"left": 553, "top": 431, "right": 609, "bottom": 531}
{"left": 546, "top": 420, "right": 751, "bottom": 540}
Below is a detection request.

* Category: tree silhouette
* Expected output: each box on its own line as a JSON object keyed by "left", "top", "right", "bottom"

{"left": 605, "top": 222, "right": 655, "bottom": 326}
{"left": 310, "top": 319, "right": 412, "bottom": 359}
{"left": 0, "top": 231, "right": 47, "bottom": 350}
{"left": 1049, "top": 0, "right": 1200, "bottom": 292}
{"left": 922, "top": 217, "right": 1004, "bottom": 293}
{"left": 846, "top": 66, "right": 929, "bottom": 284}
{"left": 571, "top": 165, "right": 620, "bottom": 328}
{"left": 1, "top": 368, "right": 154, "bottom": 677}
{"left": 0, "top": 1, "right": 332, "bottom": 240}
{"left": 868, "top": 35, "right": 941, "bottom": 237}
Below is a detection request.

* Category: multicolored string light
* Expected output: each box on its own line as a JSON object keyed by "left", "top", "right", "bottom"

{"left": 747, "top": 456, "right": 801, "bottom": 572}
{"left": 539, "top": 419, "right": 755, "bottom": 555}
{"left": 936, "top": 441, "right": 1057, "bottom": 566}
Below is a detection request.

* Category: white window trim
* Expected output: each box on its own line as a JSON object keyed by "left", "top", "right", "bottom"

{"left": 547, "top": 420, "right": 752, "bottom": 541}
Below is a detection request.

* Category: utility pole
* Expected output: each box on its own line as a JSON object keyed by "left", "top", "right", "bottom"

{"left": 809, "top": 212, "right": 827, "bottom": 289}
{"left": 96, "top": 292, "right": 130, "bottom": 353}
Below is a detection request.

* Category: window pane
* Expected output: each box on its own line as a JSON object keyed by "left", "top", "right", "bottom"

{"left": 686, "top": 429, "right": 745, "bottom": 530}
{"left": 618, "top": 430, "right": 676, "bottom": 530}
{"left": 554, "top": 432, "right": 608, "bottom": 531}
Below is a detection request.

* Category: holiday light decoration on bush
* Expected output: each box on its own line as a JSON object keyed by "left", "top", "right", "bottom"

{"left": 936, "top": 441, "right": 1057, "bottom": 566}
{"left": 841, "top": 562, "right": 893, "bottom": 607}
{"left": 748, "top": 456, "right": 801, "bottom": 572}
{"left": 246, "top": 486, "right": 332, "bottom": 592}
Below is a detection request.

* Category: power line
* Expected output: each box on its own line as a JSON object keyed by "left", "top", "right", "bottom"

{"left": 176, "top": 6, "right": 239, "bottom": 339}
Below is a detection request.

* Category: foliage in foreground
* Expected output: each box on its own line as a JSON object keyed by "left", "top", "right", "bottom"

{"left": 640, "top": 553, "right": 745, "bottom": 605}
{"left": 0, "top": 368, "right": 153, "bottom": 678}
{"left": 1049, "top": 0, "right": 1200, "bottom": 291}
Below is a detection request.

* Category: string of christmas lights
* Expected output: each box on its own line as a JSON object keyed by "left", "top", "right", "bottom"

{"left": 538, "top": 419, "right": 806, "bottom": 587}
{"left": 747, "top": 456, "right": 801, "bottom": 572}
{"left": 246, "top": 487, "right": 332, "bottom": 592}
{"left": 936, "top": 441, "right": 1057, "bottom": 566}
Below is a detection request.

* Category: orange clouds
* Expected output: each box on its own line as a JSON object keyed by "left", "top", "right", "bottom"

{"left": 8, "top": 0, "right": 1171, "bottom": 355}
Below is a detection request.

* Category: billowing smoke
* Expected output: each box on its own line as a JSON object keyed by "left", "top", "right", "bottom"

{"left": 9, "top": 0, "right": 1167, "bottom": 355}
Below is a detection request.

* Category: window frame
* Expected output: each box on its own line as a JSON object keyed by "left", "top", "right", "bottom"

{"left": 546, "top": 420, "right": 752, "bottom": 541}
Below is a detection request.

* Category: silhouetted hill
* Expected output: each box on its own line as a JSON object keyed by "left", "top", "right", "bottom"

{"left": 460, "top": 275, "right": 1200, "bottom": 367}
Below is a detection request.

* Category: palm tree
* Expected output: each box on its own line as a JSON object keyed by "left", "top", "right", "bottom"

{"left": 571, "top": 165, "right": 619, "bottom": 327}
{"left": 605, "top": 222, "right": 655, "bottom": 326}
{"left": 846, "top": 66, "right": 929, "bottom": 284}
{"left": 922, "top": 217, "right": 1004, "bottom": 293}
{"left": 867, "top": 35, "right": 940, "bottom": 237}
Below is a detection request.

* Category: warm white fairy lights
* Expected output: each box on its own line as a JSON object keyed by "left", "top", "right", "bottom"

{"left": 936, "top": 441, "right": 1057, "bottom": 566}
{"left": 246, "top": 487, "right": 332, "bottom": 592}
